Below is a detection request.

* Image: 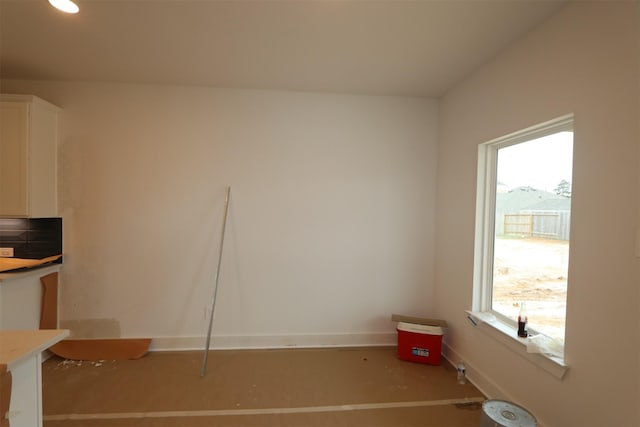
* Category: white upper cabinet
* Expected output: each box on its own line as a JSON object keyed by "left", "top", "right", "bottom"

{"left": 0, "top": 95, "right": 60, "bottom": 218}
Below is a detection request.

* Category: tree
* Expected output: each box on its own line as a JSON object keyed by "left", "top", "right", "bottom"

{"left": 555, "top": 179, "right": 571, "bottom": 198}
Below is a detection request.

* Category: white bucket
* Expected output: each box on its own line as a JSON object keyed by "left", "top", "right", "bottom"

{"left": 481, "top": 400, "right": 537, "bottom": 427}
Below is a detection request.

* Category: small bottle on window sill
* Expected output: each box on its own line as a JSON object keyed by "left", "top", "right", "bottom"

{"left": 517, "top": 303, "right": 528, "bottom": 337}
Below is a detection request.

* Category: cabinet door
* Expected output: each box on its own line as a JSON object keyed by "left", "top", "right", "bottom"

{"left": 29, "top": 102, "right": 57, "bottom": 217}
{"left": 0, "top": 102, "right": 29, "bottom": 216}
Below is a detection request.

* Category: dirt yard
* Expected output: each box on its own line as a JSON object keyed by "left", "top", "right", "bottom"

{"left": 492, "top": 237, "right": 569, "bottom": 341}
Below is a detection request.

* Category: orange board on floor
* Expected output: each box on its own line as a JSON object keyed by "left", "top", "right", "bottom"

{"left": 49, "top": 339, "right": 152, "bottom": 361}
{"left": 39, "top": 271, "right": 152, "bottom": 361}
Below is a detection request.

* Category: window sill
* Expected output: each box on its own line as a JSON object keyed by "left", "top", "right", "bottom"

{"left": 465, "top": 310, "right": 569, "bottom": 379}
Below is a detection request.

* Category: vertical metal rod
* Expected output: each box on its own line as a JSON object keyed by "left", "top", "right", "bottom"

{"left": 201, "top": 186, "right": 231, "bottom": 377}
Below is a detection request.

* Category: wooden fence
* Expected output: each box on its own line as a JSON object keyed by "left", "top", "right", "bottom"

{"left": 503, "top": 210, "right": 570, "bottom": 240}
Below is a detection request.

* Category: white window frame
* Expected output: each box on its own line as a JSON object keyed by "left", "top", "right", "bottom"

{"left": 470, "top": 114, "right": 573, "bottom": 378}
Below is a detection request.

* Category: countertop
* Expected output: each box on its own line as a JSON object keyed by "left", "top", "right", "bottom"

{"left": 0, "top": 329, "right": 69, "bottom": 369}
{"left": 0, "top": 255, "right": 62, "bottom": 274}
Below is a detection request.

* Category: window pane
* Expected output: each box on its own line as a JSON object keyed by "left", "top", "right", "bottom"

{"left": 492, "top": 131, "right": 573, "bottom": 343}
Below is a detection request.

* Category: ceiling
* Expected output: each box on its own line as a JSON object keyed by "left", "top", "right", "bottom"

{"left": 0, "top": 0, "right": 566, "bottom": 97}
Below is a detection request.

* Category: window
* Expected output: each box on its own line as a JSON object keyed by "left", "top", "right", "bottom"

{"left": 473, "top": 115, "right": 573, "bottom": 351}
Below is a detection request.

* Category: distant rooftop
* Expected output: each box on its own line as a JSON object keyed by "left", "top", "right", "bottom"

{"left": 497, "top": 186, "right": 569, "bottom": 213}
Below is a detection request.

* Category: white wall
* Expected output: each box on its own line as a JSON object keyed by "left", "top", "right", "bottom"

{"left": 435, "top": 2, "right": 639, "bottom": 427}
{"left": 1, "top": 80, "right": 438, "bottom": 349}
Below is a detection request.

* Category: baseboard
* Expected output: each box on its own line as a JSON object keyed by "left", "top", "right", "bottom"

{"left": 441, "top": 341, "right": 502, "bottom": 400}
{"left": 442, "top": 342, "right": 551, "bottom": 427}
{"left": 149, "top": 332, "right": 397, "bottom": 352}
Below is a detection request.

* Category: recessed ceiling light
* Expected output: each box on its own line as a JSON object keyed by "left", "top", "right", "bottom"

{"left": 48, "top": 0, "right": 79, "bottom": 14}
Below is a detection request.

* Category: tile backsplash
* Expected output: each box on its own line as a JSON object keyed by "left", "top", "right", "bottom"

{"left": 0, "top": 218, "right": 62, "bottom": 260}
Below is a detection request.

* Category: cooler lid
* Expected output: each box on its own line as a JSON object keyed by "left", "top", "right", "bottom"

{"left": 397, "top": 322, "right": 443, "bottom": 335}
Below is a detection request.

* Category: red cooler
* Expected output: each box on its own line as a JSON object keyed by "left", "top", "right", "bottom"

{"left": 396, "top": 322, "right": 443, "bottom": 365}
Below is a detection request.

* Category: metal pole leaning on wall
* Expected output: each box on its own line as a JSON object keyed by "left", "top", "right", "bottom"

{"left": 201, "top": 186, "right": 231, "bottom": 377}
